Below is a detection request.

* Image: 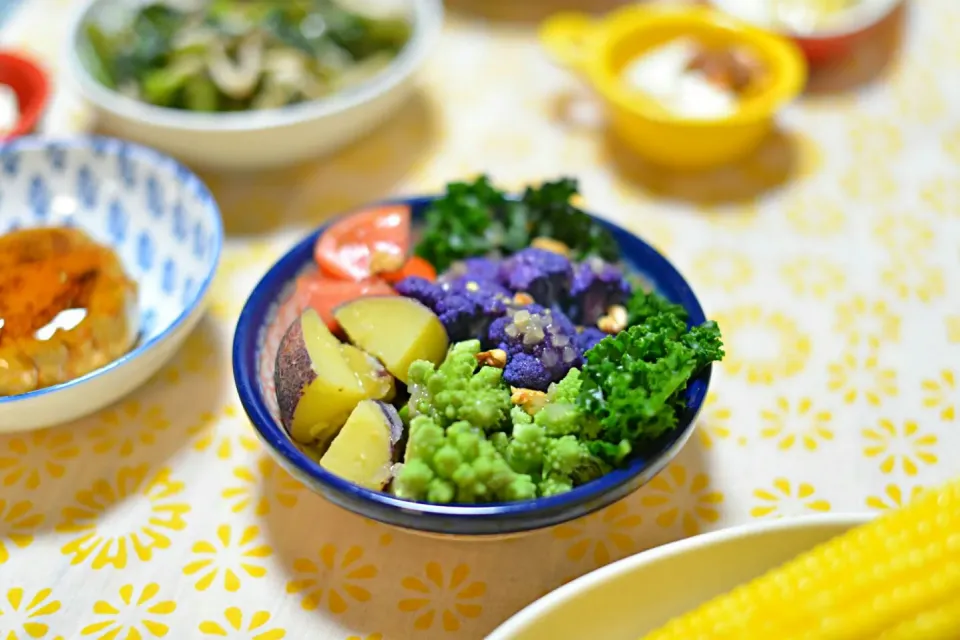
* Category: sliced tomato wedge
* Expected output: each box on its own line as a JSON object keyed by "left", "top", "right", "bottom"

{"left": 292, "top": 272, "right": 396, "bottom": 331}
{"left": 381, "top": 256, "right": 438, "bottom": 284}
{"left": 314, "top": 204, "right": 412, "bottom": 281}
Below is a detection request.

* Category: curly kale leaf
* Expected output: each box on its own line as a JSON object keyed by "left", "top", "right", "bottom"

{"left": 625, "top": 289, "right": 689, "bottom": 328}
{"left": 577, "top": 292, "right": 724, "bottom": 445}
{"left": 414, "top": 176, "right": 621, "bottom": 272}
{"left": 521, "top": 178, "right": 620, "bottom": 263}
{"left": 415, "top": 176, "right": 506, "bottom": 272}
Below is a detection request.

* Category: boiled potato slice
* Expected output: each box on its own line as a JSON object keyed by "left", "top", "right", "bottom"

{"left": 333, "top": 297, "right": 448, "bottom": 384}
{"left": 320, "top": 400, "right": 404, "bottom": 490}
{"left": 341, "top": 344, "right": 396, "bottom": 403}
{"left": 274, "top": 308, "right": 368, "bottom": 446}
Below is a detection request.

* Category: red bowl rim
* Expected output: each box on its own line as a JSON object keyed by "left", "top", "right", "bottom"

{"left": 0, "top": 50, "right": 51, "bottom": 139}
{"left": 708, "top": 0, "right": 901, "bottom": 41}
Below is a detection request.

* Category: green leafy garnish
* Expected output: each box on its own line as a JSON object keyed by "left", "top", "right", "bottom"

{"left": 577, "top": 291, "right": 724, "bottom": 446}
{"left": 518, "top": 178, "right": 620, "bottom": 263}
{"left": 415, "top": 176, "right": 506, "bottom": 273}
{"left": 415, "top": 175, "right": 621, "bottom": 272}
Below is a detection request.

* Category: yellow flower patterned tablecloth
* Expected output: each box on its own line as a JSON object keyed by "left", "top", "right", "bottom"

{"left": 2, "top": 0, "right": 960, "bottom": 638}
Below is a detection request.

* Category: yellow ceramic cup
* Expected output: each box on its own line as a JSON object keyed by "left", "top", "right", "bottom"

{"left": 540, "top": 6, "right": 807, "bottom": 170}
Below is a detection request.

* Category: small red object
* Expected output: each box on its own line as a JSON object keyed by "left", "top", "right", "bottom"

{"left": 314, "top": 204, "right": 412, "bottom": 282}
{"left": 380, "top": 256, "right": 438, "bottom": 284}
{"left": 0, "top": 51, "right": 50, "bottom": 140}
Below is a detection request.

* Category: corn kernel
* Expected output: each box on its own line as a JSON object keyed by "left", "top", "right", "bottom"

{"left": 641, "top": 479, "right": 960, "bottom": 640}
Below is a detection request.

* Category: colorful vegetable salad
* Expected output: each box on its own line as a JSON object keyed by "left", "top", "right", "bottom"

{"left": 272, "top": 177, "right": 724, "bottom": 504}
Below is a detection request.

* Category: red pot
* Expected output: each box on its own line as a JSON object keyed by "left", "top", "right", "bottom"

{"left": 709, "top": 0, "right": 902, "bottom": 67}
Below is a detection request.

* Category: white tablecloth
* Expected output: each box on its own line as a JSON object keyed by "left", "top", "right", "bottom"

{"left": 1, "top": 1, "right": 959, "bottom": 638}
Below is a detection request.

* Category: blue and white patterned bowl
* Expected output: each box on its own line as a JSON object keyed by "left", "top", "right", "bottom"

{"left": 233, "top": 196, "right": 711, "bottom": 537}
{"left": 0, "top": 136, "right": 222, "bottom": 432}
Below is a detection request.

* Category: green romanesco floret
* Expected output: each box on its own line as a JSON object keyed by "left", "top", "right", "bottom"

{"left": 510, "top": 405, "right": 533, "bottom": 426}
{"left": 392, "top": 416, "right": 537, "bottom": 504}
{"left": 490, "top": 431, "right": 509, "bottom": 458}
{"left": 504, "top": 410, "right": 546, "bottom": 475}
{"left": 483, "top": 376, "right": 611, "bottom": 497}
{"left": 533, "top": 369, "right": 597, "bottom": 438}
{"left": 546, "top": 368, "right": 581, "bottom": 405}
{"left": 543, "top": 435, "right": 589, "bottom": 477}
{"left": 539, "top": 474, "right": 573, "bottom": 497}
{"left": 537, "top": 435, "right": 610, "bottom": 497}
{"left": 407, "top": 340, "right": 512, "bottom": 431}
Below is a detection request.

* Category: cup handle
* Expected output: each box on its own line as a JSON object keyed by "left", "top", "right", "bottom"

{"left": 539, "top": 12, "right": 600, "bottom": 75}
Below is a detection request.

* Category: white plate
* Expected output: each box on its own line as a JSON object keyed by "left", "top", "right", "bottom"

{"left": 488, "top": 513, "right": 872, "bottom": 640}
{"left": 0, "top": 136, "right": 222, "bottom": 431}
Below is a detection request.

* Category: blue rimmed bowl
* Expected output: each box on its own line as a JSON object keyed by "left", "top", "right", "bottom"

{"left": 233, "top": 197, "right": 710, "bottom": 537}
{"left": 0, "top": 136, "right": 222, "bottom": 432}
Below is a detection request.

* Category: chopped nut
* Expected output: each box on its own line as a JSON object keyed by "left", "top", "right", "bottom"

{"left": 531, "top": 236, "right": 571, "bottom": 257}
{"left": 510, "top": 386, "right": 548, "bottom": 415}
{"left": 513, "top": 292, "right": 534, "bottom": 306}
{"left": 686, "top": 46, "right": 764, "bottom": 94}
{"left": 369, "top": 250, "right": 405, "bottom": 275}
{"left": 598, "top": 304, "right": 628, "bottom": 334}
{"left": 608, "top": 304, "right": 627, "bottom": 325}
{"left": 475, "top": 348, "right": 507, "bottom": 369}
{"left": 465, "top": 280, "right": 480, "bottom": 292}
{"left": 598, "top": 317, "right": 618, "bottom": 334}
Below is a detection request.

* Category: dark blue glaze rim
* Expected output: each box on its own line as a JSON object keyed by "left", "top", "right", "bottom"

{"left": 0, "top": 135, "right": 223, "bottom": 406}
{"left": 233, "top": 196, "right": 711, "bottom": 536}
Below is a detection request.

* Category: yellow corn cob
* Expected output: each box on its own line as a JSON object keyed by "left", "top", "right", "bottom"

{"left": 641, "top": 477, "right": 960, "bottom": 640}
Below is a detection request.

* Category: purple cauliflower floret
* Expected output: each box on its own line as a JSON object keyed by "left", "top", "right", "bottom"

{"left": 567, "top": 258, "right": 632, "bottom": 325}
{"left": 441, "top": 257, "right": 501, "bottom": 285}
{"left": 435, "top": 285, "right": 511, "bottom": 344}
{"left": 575, "top": 327, "right": 608, "bottom": 353}
{"left": 497, "top": 248, "right": 573, "bottom": 307}
{"left": 488, "top": 305, "right": 583, "bottom": 391}
{"left": 439, "top": 274, "right": 511, "bottom": 300}
{"left": 395, "top": 275, "right": 511, "bottom": 344}
{"left": 394, "top": 276, "right": 443, "bottom": 308}
{"left": 503, "top": 353, "right": 553, "bottom": 392}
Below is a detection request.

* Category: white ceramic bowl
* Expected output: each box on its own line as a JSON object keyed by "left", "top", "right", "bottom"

{"left": 64, "top": 0, "right": 444, "bottom": 171}
{"left": 489, "top": 513, "right": 872, "bottom": 639}
{"left": 0, "top": 136, "right": 222, "bottom": 432}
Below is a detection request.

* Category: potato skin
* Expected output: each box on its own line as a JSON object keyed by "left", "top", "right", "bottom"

{"left": 274, "top": 317, "right": 316, "bottom": 436}
{"left": 375, "top": 400, "right": 403, "bottom": 435}
{"left": 374, "top": 400, "right": 406, "bottom": 464}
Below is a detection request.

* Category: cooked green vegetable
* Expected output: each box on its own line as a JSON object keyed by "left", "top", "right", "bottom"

{"left": 415, "top": 175, "right": 621, "bottom": 272}
{"left": 415, "top": 177, "right": 507, "bottom": 276}
{"left": 398, "top": 344, "right": 610, "bottom": 503}
{"left": 392, "top": 417, "right": 538, "bottom": 503}
{"left": 533, "top": 369, "right": 590, "bottom": 437}
{"left": 577, "top": 290, "right": 724, "bottom": 448}
{"left": 625, "top": 288, "right": 690, "bottom": 328}
{"left": 519, "top": 178, "right": 621, "bottom": 263}
{"left": 80, "top": 0, "right": 411, "bottom": 112}
{"left": 406, "top": 340, "right": 512, "bottom": 432}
